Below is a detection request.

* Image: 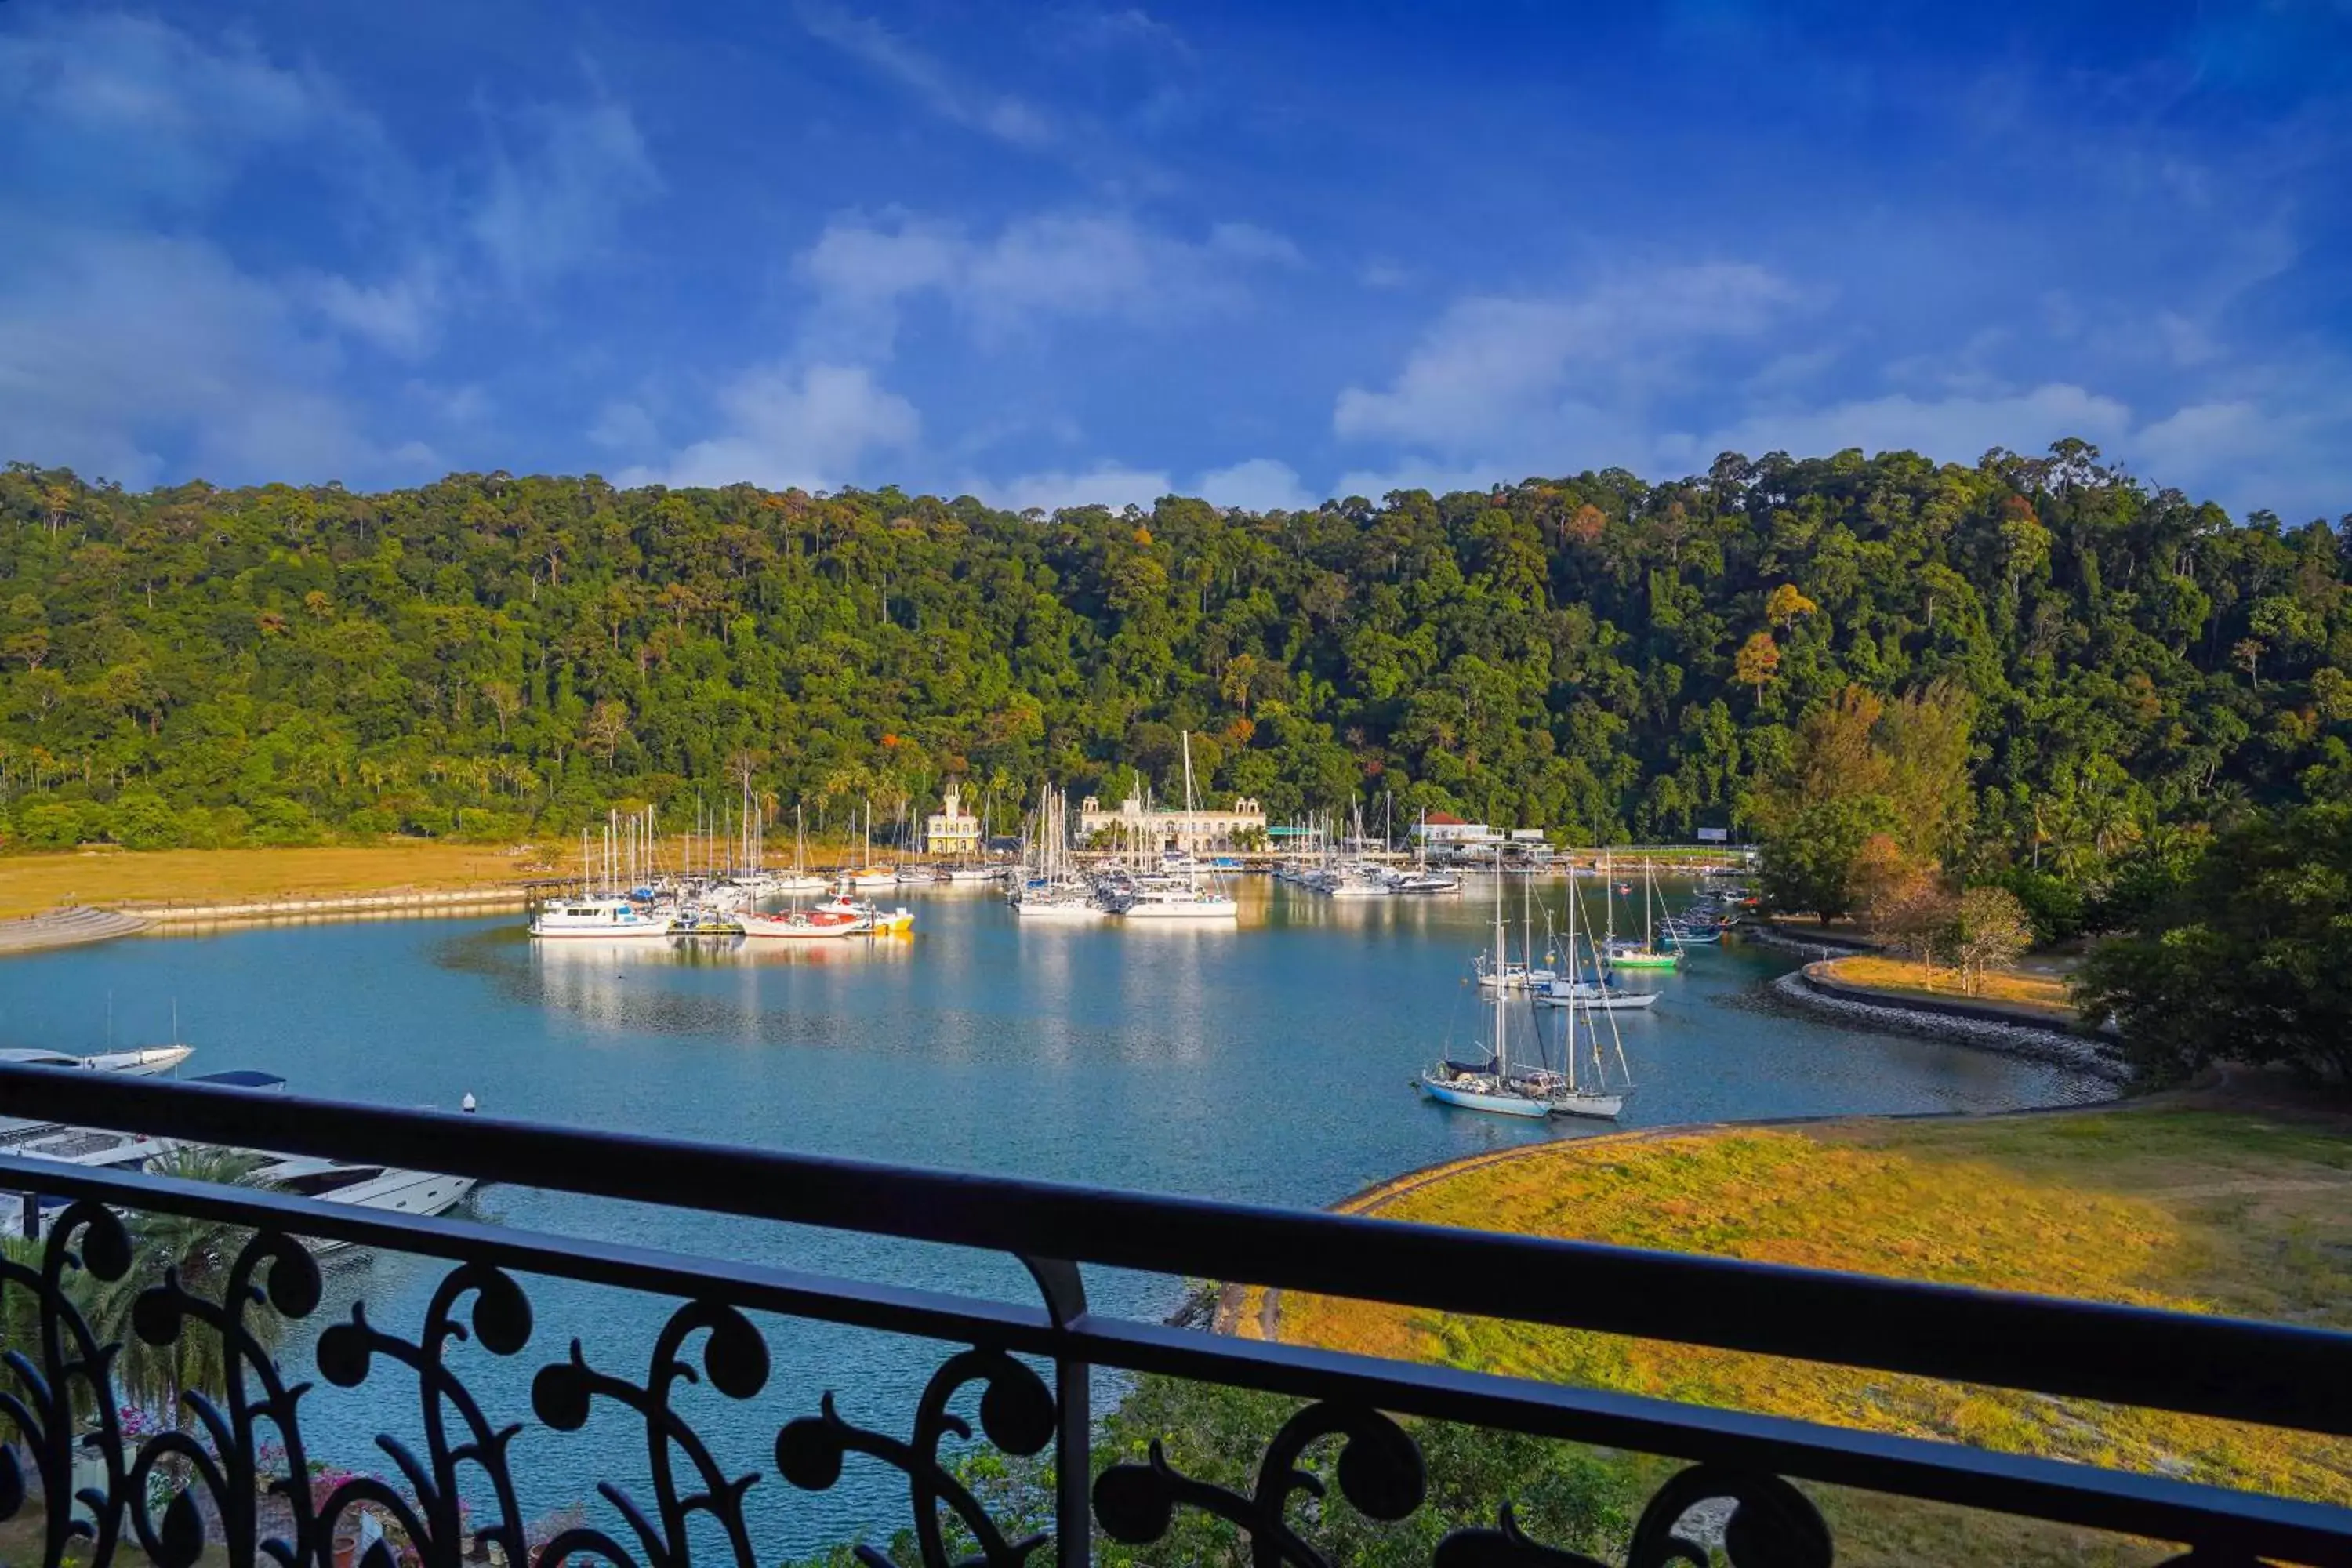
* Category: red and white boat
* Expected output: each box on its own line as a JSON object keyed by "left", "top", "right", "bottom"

{"left": 739, "top": 904, "right": 871, "bottom": 939}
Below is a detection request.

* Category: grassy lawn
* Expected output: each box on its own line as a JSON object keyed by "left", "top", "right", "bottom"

{"left": 1822, "top": 952, "right": 2077, "bottom": 1020}
{"left": 0, "top": 841, "right": 561, "bottom": 918}
{"left": 1268, "top": 1106, "right": 2352, "bottom": 1563}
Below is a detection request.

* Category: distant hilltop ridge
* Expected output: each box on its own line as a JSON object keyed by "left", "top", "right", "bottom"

{"left": 0, "top": 445, "right": 2343, "bottom": 890}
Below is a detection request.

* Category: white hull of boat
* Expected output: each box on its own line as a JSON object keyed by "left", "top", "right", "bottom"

{"left": 1416, "top": 1076, "right": 1551, "bottom": 1117}
{"left": 1014, "top": 900, "right": 1108, "bottom": 921}
{"left": 529, "top": 924, "right": 677, "bottom": 939}
{"left": 1553, "top": 1093, "right": 1626, "bottom": 1120}
{"left": 1120, "top": 898, "right": 1240, "bottom": 920}
{"left": 1533, "top": 987, "right": 1661, "bottom": 1011}
{"left": 739, "top": 911, "right": 869, "bottom": 938}
{"left": 0, "top": 1044, "right": 196, "bottom": 1076}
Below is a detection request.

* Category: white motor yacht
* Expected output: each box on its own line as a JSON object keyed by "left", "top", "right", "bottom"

{"left": 0, "top": 1044, "right": 194, "bottom": 1076}
{"left": 528, "top": 896, "right": 675, "bottom": 939}
{"left": 246, "top": 1154, "right": 477, "bottom": 1249}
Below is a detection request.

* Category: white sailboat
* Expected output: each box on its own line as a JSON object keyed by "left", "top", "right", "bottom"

{"left": 770, "top": 804, "right": 832, "bottom": 894}
{"left": 1532, "top": 881, "right": 1661, "bottom": 1011}
{"left": 1417, "top": 887, "right": 1552, "bottom": 1116}
{"left": 1600, "top": 851, "right": 1682, "bottom": 971}
{"left": 1116, "top": 733, "right": 1238, "bottom": 920}
{"left": 1012, "top": 786, "right": 1107, "bottom": 920}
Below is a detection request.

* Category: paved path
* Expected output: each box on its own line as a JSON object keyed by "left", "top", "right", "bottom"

{"left": 0, "top": 906, "right": 149, "bottom": 956}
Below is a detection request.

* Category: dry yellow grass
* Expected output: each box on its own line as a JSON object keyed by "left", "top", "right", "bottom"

{"left": 1824, "top": 953, "right": 2076, "bottom": 1018}
{"left": 0, "top": 841, "right": 564, "bottom": 918}
{"left": 1274, "top": 1109, "right": 2352, "bottom": 1558}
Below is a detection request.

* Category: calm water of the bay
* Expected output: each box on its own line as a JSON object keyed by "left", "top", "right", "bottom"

{"left": 0, "top": 878, "right": 2106, "bottom": 1555}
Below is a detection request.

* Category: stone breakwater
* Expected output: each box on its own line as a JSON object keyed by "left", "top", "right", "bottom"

{"left": 1769, "top": 967, "right": 2130, "bottom": 1084}
{"left": 129, "top": 886, "right": 536, "bottom": 924}
{"left": 0, "top": 906, "right": 150, "bottom": 955}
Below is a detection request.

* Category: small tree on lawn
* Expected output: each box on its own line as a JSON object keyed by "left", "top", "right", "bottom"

{"left": 1951, "top": 885, "right": 2033, "bottom": 996}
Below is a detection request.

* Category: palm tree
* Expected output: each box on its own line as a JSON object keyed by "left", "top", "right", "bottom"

{"left": 82, "top": 1148, "right": 289, "bottom": 1425}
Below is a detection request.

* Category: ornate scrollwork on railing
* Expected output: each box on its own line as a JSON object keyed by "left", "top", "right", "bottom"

{"left": 125, "top": 1224, "right": 324, "bottom": 1568}
{"left": 777, "top": 1346, "right": 1058, "bottom": 1568}
{"left": 1093, "top": 1401, "right": 1426, "bottom": 1568}
{"left": 1094, "top": 1402, "right": 1835, "bottom": 1568}
{"left": 312, "top": 1261, "right": 536, "bottom": 1568}
{"left": 530, "top": 1298, "right": 771, "bottom": 1568}
{"left": 0, "top": 1202, "right": 136, "bottom": 1568}
{"left": 1437, "top": 1463, "right": 1830, "bottom": 1568}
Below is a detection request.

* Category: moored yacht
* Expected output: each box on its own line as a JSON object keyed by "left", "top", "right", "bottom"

{"left": 529, "top": 896, "right": 676, "bottom": 939}
{"left": 246, "top": 1154, "right": 477, "bottom": 1248}
{"left": 0, "top": 1043, "right": 195, "bottom": 1076}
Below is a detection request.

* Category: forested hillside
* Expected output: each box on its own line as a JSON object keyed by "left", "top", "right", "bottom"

{"left": 2, "top": 443, "right": 2345, "bottom": 899}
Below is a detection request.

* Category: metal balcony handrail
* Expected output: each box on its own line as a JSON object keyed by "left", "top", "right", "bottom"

{"left": 0, "top": 1063, "right": 2348, "bottom": 1566}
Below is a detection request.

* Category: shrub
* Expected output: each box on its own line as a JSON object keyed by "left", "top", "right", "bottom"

{"left": 16, "top": 800, "right": 87, "bottom": 850}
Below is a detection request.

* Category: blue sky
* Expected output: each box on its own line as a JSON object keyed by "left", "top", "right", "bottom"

{"left": 2, "top": 1, "right": 2348, "bottom": 519}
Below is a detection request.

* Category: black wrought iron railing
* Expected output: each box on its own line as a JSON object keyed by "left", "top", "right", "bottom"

{"left": 0, "top": 1063, "right": 2347, "bottom": 1566}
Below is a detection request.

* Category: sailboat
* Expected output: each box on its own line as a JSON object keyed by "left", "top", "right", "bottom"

{"left": 1600, "top": 851, "right": 1680, "bottom": 971}
{"left": 1417, "top": 887, "right": 1555, "bottom": 1116}
{"left": 1539, "top": 913, "right": 1635, "bottom": 1119}
{"left": 1116, "top": 733, "right": 1239, "bottom": 920}
{"left": 530, "top": 823, "right": 676, "bottom": 938}
{"left": 1012, "top": 786, "right": 1107, "bottom": 920}
{"left": 1473, "top": 876, "right": 1559, "bottom": 989}
{"left": 771, "top": 804, "right": 832, "bottom": 894}
{"left": 851, "top": 800, "right": 899, "bottom": 887}
{"left": 1534, "top": 880, "right": 1661, "bottom": 1011}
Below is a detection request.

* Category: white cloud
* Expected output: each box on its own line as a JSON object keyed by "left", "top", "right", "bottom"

{"left": 1206, "top": 223, "right": 1305, "bottom": 267}
{"left": 471, "top": 98, "right": 661, "bottom": 289}
{"left": 623, "top": 363, "right": 919, "bottom": 491}
{"left": 798, "top": 209, "right": 1294, "bottom": 348}
{"left": 305, "top": 261, "right": 444, "bottom": 358}
{"left": 989, "top": 465, "right": 1172, "bottom": 514}
{"left": 1331, "top": 459, "right": 1515, "bottom": 502}
{"left": 2130, "top": 390, "right": 2352, "bottom": 521}
{"left": 1196, "top": 458, "right": 1315, "bottom": 512}
{"left": 1683, "top": 383, "right": 2135, "bottom": 467}
{"left": 1334, "top": 264, "right": 1802, "bottom": 456}
{"left": 1039, "top": 8, "right": 1192, "bottom": 60}
{"left": 0, "top": 229, "right": 419, "bottom": 488}
{"left": 589, "top": 399, "right": 661, "bottom": 453}
{"left": 0, "top": 11, "right": 387, "bottom": 211}
{"left": 798, "top": 3, "right": 1055, "bottom": 149}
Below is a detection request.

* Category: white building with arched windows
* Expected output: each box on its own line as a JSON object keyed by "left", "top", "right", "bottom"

{"left": 1078, "top": 793, "right": 1265, "bottom": 851}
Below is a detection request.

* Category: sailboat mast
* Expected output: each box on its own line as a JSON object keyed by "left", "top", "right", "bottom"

{"left": 1492, "top": 882, "right": 1509, "bottom": 1075}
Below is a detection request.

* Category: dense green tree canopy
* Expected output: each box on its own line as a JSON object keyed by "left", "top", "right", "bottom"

{"left": 2074, "top": 804, "right": 2352, "bottom": 1086}
{"left": 0, "top": 443, "right": 2345, "bottom": 862}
